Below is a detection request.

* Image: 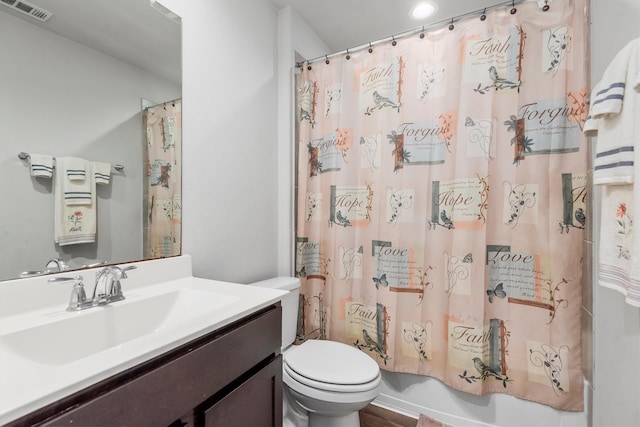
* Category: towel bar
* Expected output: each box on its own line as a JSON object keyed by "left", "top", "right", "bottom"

{"left": 18, "top": 152, "right": 125, "bottom": 172}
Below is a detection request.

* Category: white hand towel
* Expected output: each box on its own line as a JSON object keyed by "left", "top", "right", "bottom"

{"left": 65, "top": 156, "right": 87, "bottom": 181}
{"left": 92, "top": 161, "right": 111, "bottom": 185}
{"left": 60, "top": 157, "right": 92, "bottom": 205}
{"left": 585, "top": 38, "right": 640, "bottom": 185}
{"left": 28, "top": 154, "right": 54, "bottom": 178}
{"left": 54, "top": 158, "right": 96, "bottom": 245}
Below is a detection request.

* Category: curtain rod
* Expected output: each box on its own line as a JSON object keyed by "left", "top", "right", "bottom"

{"left": 297, "top": 0, "right": 546, "bottom": 68}
{"left": 143, "top": 97, "right": 180, "bottom": 111}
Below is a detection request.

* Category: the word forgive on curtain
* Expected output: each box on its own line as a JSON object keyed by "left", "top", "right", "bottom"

{"left": 295, "top": 0, "right": 588, "bottom": 411}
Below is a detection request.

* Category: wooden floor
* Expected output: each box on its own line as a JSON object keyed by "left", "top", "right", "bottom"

{"left": 359, "top": 404, "right": 417, "bottom": 427}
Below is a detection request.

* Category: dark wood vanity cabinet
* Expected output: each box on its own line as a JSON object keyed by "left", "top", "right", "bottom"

{"left": 9, "top": 304, "right": 282, "bottom": 427}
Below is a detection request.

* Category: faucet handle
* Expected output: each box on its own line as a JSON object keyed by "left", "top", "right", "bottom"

{"left": 110, "top": 265, "right": 136, "bottom": 300}
{"left": 119, "top": 264, "right": 137, "bottom": 279}
{"left": 49, "top": 275, "right": 90, "bottom": 311}
{"left": 48, "top": 275, "right": 83, "bottom": 285}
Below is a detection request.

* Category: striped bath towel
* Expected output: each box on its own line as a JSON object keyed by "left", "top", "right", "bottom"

{"left": 585, "top": 38, "right": 640, "bottom": 185}
{"left": 54, "top": 157, "right": 96, "bottom": 245}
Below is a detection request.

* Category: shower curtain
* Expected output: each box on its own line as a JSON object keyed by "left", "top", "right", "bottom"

{"left": 143, "top": 99, "right": 182, "bottom": 259}
{"left": 295, "top": 0, "right": 588, "bottom": 410}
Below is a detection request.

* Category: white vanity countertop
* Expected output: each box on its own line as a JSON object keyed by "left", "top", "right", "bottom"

{"left": 0, "top": 255, "right": 287, "bottom": 425}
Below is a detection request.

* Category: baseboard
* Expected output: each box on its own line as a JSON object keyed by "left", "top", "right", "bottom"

{"left": 372, "top": 393, "right": 494, "bottom": 427}
{"left": 369, "top": 397, "right": 419, "bottom": 420}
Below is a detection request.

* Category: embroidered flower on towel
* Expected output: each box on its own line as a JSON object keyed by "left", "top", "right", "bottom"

{"left": 67, "top": 211, "right": 84, "bottom": 232}
{"left": 616, "top": 203, "right": 632, "bottom": 236}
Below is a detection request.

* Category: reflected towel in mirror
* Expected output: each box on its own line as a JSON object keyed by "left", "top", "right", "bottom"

{"left": 61, "top": 157, "right": 92, "bottom": 206}
{"left": 28, "top": 154, "right": 54, "bottom": 178}
{"left": 92, "top": 161, "right": 111, "bottom": 185}
{"left": 54, "top": 157, "right": 96, "bottom": 245}
{"left": 65, "top": 157, "right": 87, "bottom": 181}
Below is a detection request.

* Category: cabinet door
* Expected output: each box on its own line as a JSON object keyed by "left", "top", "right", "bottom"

{"left": 203, "top": 356, "right": 282, "bottom": 427}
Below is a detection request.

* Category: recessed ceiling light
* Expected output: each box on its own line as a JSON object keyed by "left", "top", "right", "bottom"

{"left": 409, "top": 1, "right": 438, "bottom": 20}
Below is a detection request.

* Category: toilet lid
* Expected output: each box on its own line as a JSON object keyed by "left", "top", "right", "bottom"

{"left": 284, "top": 340, "right": 380, "bottom": 386}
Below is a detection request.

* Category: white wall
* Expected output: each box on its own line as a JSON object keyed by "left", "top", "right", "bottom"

{"left": 0, "top": 11, "right": 180, "bottom": 280}
{"left": 590, "top": 1, "right": 640, "bottom": 426}
{"left": 160, "top": 0, "right": 280, "bottom": 284}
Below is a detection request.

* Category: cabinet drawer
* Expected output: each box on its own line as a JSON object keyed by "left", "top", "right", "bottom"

{"left": 39, "top": 306, "right": 281, "bottom": 426}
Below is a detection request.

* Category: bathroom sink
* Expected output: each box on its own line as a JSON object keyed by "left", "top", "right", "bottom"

{"left": 0, "top": 288, "right": 240, "bottom": 366}
{"left": 0, "top": 256, "right": 288, "bottom": 425}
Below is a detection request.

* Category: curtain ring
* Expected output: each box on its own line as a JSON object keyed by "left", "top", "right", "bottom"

{"left": 391, "top": 36, "right": 397, "bottom": 47}
{"left": 448, "top": 18, "right": 454, "bottom": 31}
{"left": 368, "top": 42, "right": 373, "bottom": 54}
{"left": 510, "top": 0, "right": 517, "bottom": 14}
{"left": 420, "top": 26, "right": 425, "bottom": 39}
{"left": 480, "top": 8, "right": 487, "bottom": 21}
{"left": 542, "top": 0, "right": 550, "bottom": 11}
{"left": 346, "top": 49, "right": 351, "bottom": 60}
{"left": 325, "top": 55, "right": 330, "bottom": 65}
{"left": 307, "top": 61, "right": 312, "bottom": 71}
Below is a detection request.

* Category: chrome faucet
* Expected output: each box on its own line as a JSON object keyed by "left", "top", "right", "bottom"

{"left": 49, "top": 265, "right": 136, "bottom": 311}
{"left": 45, "top": 258, "right": 68, "bottom": 273}
{"left": 92, "top": 265, "right": 136, "bottom": 304}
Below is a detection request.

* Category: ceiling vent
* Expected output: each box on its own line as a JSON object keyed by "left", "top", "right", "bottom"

{"left": 0, "top": 0, "right": 53, "bottom": 22}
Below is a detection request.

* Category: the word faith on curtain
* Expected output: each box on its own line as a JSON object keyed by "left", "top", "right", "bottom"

{"left": 295, "top": 0, "right": 588, "bottom": 411}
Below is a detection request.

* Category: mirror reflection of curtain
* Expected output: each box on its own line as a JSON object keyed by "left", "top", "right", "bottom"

{"left": 295, "top": 0, "right": 588, "bottom": 411}
{"left": 143, "top": 99, "right": 182, "bottom": 259}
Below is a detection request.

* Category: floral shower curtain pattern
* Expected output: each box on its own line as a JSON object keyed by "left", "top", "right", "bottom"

{"left": 295, "top": 0, "right": 588, "bottom": 410}
{"left": 143, "top": 99, "right": 182, "bottom": 259}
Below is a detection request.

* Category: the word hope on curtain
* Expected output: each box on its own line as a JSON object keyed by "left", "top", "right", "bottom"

{"left": 295, "top": 0, "right": 588, "bottom": 410}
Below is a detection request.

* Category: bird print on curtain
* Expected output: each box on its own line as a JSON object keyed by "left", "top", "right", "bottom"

{"left": 295, "top": 0, "right": 588, "bottom": 411}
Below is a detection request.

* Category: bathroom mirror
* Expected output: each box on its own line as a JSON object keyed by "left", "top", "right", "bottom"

{"left": 0, "top": 0, "right": 181, "bottom": 281}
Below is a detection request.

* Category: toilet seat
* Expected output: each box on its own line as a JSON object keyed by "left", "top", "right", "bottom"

{"left": 283, "top": 340, "right": 381, "bottom": 393}
{"left": 284, "top": 363, "right": 381, "bottom": 393}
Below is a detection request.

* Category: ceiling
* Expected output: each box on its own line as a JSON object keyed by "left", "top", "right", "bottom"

{"left": 271, "top": 0, "right": 513, "bottom": 54}
{"left": 1, "top": 0, "right": 521, "bottom": 86}
{"left": 0, "top": 0, "right": 181, "bottom": 85}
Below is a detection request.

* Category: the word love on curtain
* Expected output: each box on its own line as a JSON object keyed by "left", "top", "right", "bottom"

{"left": 295, "top": 0, "right": 588, "bottom": 410}
{"left": 143, "top": 99, "right": 182, "bottom": 259}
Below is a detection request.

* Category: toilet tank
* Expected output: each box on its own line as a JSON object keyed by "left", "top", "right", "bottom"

{"left": 249, "top": 277, "right": 300, "bottom": 348}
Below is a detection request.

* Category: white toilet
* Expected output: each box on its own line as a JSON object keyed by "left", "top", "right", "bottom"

{"left": 251, "top": 277, "right": 381, "bottom": 427}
